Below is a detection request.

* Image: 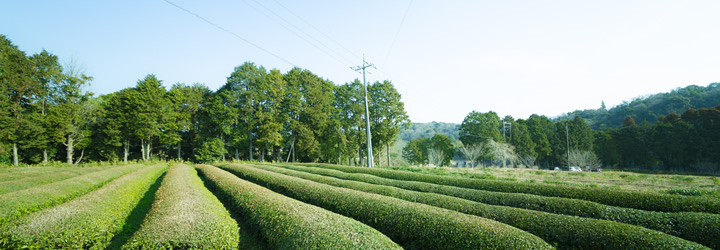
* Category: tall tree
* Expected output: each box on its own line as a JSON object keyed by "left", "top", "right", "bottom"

{"left": 29, "top": 50, "right": 63, "bottom": 163}
{"left": 459, "top": 111, "right": 502, "bottom": 146}
{"left": 368, "top": 80, "right": 410, "bottom": 167}
{"left": 48, "top": 61, "right": 94, "bottom": 164}
{"left": 0, "top": 35, "right": 41, "bottom": 166}
{"left": 164, "top": 83, "right": 208, "bottom": 160}
{"left": 132, "top": 74, "right": 168, "bottom": 161}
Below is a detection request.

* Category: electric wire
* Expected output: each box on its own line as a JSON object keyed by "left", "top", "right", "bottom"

{"left": 162, "top": 0, "right": 297, "bottom": 67}
{"left": 382, "top": 0, "right": 413, "bottom": 70}
{"left": 241, "top": 0, "right": 355, "bottom": 68}
{"left": 270, "top": 0, "right": 363, "bottom": 62}
{"left": 248, "top": 0, "right": 357, "bottom": 67}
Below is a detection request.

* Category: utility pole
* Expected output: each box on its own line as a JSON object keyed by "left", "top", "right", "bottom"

{"left": 352, "top": 54, "right": 375, "bottom": 168}
{"left": 566, "top": 122, "right": 570, "bottom": 167}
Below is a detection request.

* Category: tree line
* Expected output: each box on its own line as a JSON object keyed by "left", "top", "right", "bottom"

{"left": 0, "top": 35, "right": 410, "bottom": 166}
{"left": 404, "top": 108, "right": 720, "bottom": 173}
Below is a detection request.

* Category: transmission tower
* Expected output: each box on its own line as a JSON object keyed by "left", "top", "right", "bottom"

{"left": 352, "top": 55, "right": 375, "bottom": 168}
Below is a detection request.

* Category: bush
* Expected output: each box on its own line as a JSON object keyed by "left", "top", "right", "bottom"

{"left": 0, "top": 164, "right": 145, "bottom": 226}
{"left": 122, "top": 164, "right": 239, "bottom": 249}
{"left": 217, "top": 163, "right": 552, "bottom": 250}
{"left": 196, "top": 164, "right": 400, "bottom": 249}
{"left": 0, "top": 164, "right": 168, "bottom": 249}
{"left": 254, "top": 164, "right": 708, "bottom": 249}
{"left": 0, "top": 166, "right": 106, "bottom": 195}
{"left": 306, "top": 163, "right": 720, "bottom": 214}
{"left": 0, "top": 167, "right": 72, "bottom": 182}
{"left": 273, "top": 163, "right": 720, "bottom": 249}
{"left": 194, "top": 138, "right": 227, "bottom": 163}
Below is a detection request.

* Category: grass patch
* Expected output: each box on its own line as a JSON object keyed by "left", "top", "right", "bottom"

{"left": 121, "top": 164, "right": 239, "bottom": 249}
{"left": 543, "top": 180, "right": 598, "bottom": 188}
{"left": 219, "top": 163, "right": 553, "bottom": 250}
{"left": 0, "top": 164, "right": 168, "bottom": 249}
{"left": 198, "top": 164, "right": 398, "bottom": 249}
{"left": 262, "top": 163, "right": 714, "bottom": 249}
{"left": 0, "top": 164, "right": 145, "bottom": 226}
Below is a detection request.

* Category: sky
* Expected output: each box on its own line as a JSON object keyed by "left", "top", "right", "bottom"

{"left": 3, "top": 0, "right": 720, "bottom": 124}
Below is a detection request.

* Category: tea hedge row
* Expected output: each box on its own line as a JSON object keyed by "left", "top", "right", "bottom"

{"left": 0, "top": 167, "right": 106, "bottom": 195}
{"left": 0, "top": 164, "right": 168, "bottom": 249}
{"left": 0, "top": 167, "right": 78, "bottom": 182}
{"left": 218, "top": 163, "right": 553, "bottom": 250}
{"left": 304, "top": 163, "right": 720, "bottom": 214}
{"left": 122, "top": 164, "right": 239, "bottom": 249}
{"left": 196, "top": 164, "right": 399, "bottom": 249}
{"left": 275, "top": 163, "right": 720, "bottom": 248}
{"left": 256, "top": 164, "right": 708, "bottom": 249}
{"left": 0, "top": 164, "right": 145, "bottom": 226}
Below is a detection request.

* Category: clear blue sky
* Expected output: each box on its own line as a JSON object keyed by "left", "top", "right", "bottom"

{"left": 3, "top": 1, "right": 720, "bottom": 123}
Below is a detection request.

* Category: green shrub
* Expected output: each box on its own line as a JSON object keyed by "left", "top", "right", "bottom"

{"left": 256, "top": 164, "right": 709, "bottom": 249}
{"left": 0, "top": 167, "right": 106, "bottom": 195}
{"left": 0, "top": 164, "right": 145, "bottom": 226}
{"left": 274, "top": 163, "right": 720, "bottom": 249}
{"left": 0, "top": 164, "right": 168, "bottom": 249}
{"left": 194, "top": 138, "right": 227, "bottom": 163}
{"left": 666, "top": 188, "right": 712, "bottom": 196}
{"left": 122, "top": 164, "right": 239, "bottom": 249}
{"left": 196, "top": 164, "right": 400, "bottom": 249}
{"left": 306, "top": 163, "right": 720, "bottom": 214}
{"left": 217, "top": 163, "right": 552, "bottom": 250}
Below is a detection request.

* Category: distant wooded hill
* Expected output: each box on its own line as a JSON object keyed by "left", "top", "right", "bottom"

{"left": 559, "top": 83, "right": 720, "bottom": 130}
{"left": 400, "top": 83, "right": 720, "bottom": 141}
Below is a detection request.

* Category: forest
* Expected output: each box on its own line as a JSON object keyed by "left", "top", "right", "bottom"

{"left": 402, "top": 100, "right": 720, "bottom": 173}
{"left": 0, "top": 35, "right": 409, "bottom": 166}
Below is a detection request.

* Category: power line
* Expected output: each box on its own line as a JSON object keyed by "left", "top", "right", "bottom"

{"left": 382, "top": 0, "right": 413, "bottom": 69}
{"left": 242, "top": 0, "right": 355, "bottom": 68}
{"left": 248, "top": 0, "right": 357, "bottom": 67}
{"left": 162, "top": 0, "right": 296, "bottom": 67}
{"left": 270, "top": 0, "right": 362, "bottom": 62}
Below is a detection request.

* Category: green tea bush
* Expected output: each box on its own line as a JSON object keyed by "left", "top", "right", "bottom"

{"left": 0, "top": 164, "right": 145, "bottom": 226}
{"left": 273, "top": 164, "right": 720, "bottom": 249}
{"left": 0, "top": 167, "right": 71, "bottom": 182}
{"left": 122, "top": 164, "right": 239, "bottom": 249}
{"left": 0, "top": 164, "right": 168, "bottom": 249}
{"left": 196, "top": 164, "right": 400, "bottom": 249}
{"left": 255, "top": 164, "right": 709, "bottom": 249}
{"left": 306, "top": 163, "right": 720, "bottom": 214}
{"left": 0, "top": 167, "right": 106, "bottom": 195}
{"left": 217, "top": 163, "right": 553, "bottom": 250}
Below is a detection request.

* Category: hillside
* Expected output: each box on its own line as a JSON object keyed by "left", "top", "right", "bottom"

{"left": 559, "top": 83, "right": 720, "bottom": 130}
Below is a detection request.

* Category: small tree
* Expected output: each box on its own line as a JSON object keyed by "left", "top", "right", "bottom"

{"left": 487, "top": 139, "right": 518, "bottom": 168}
{"left": 564, "top": 149, "right": 601, "bottom": 168}
{"left": 194, "top": 138, "right": 227, "bottom": 163}
{"left": 428, "top": 148, "right": 447, "bottom": 167}
{"left": 458, "top": 142, "right": 484, "bottom": 167}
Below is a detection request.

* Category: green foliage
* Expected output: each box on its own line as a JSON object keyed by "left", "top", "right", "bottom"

{"left": 197, "top": 164, "right": 398, "bottom": 249}
{"left": 0, "top": 164, "right": 144, "bottom": 226}
{"left": 256, "top": 163, "right": 706, "bottom": 249}
{"left": 0, "top": 164, "right": 168, "bottom": 249}
{"left": 305, "top": 163, "right": 720, "bottom": 214}
{"left": 286, "top": 163, "right": 720, "bottom": 248}
{"left": 459, "top": 110, "right": 503, "bottom": 146}
{"left": 194, "top": 138, "right": 228, "bottom": 163}
{"left": 123, "top": 164, "right": 238, "bottom": 249}
{"left": 218, "top": 163, "right": 552, "bottom": 249}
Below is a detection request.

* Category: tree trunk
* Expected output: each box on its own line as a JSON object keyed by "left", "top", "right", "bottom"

{"left": 140, "top": 138, "right": 146, "bottom": 162}
{"left": 177, "top": 141, "right": 181, "bottom": 161}
{"left": 249, "top": 133, "right": 254, "bottom": 162}
{"left": 66, "top": 136, "right": 74, "bottom": 164}
{"left": 387, "top": 143, "right": 391, "bottom": 167}
{"left": 261, "top": 149, "right": 265, "bottom": 162}
{"left": 235, "top": 148, "right": 239, "bottom": 161}
{"left": 74, "top": 149, "right": 84, "bottom": 165}
{"left": 43, "top": 149, "right": 48, "bottom": 164}
{"left": 12, "top": 142, "right": 18, "bottom": 166}
{"left": 123, "top": 140, "right": 129, "bottom": 163}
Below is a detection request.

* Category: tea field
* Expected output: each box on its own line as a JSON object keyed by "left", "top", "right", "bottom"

{"left": 0, "top": 163, "right": 718, "bottom": 249}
